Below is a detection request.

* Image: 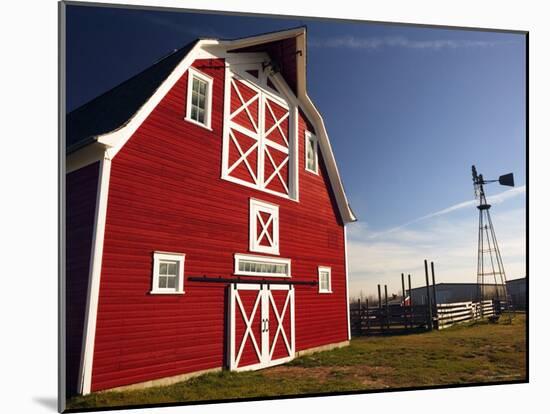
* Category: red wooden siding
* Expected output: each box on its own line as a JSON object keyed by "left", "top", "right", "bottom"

{"left": 91, "top": 57, "right": 347, "bottom": 391}
{"left": 229, "top": 37, "right": 298, "bottom": 94}
{"left": 66, "top": 161, "right": 100, "bottom": 396}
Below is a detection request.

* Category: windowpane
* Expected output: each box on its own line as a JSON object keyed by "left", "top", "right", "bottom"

{"left": 159, "top": 263, "right": 168, "bottom": 275}
{"left": 198, "top": 94, "right": 206, "bottom": 108}
{"left": 167, "top": 262, "right": 177, "bottom": 276}
{"left": 319, "top": 270, "right": 330, "bottom": 292}
{"left": 188, "top": 74, "right": 210, "bottom": 126}
{"left": 199, "top": 80, "right": 206, "bottom": 95}
{"left": 236, "top": 258, "right": 289, "bottom": 276}
{"left": 159, "top": 276, "right": 168, "bottom": 288}
{"left": 306, "top": 136, "right": 317, "bottom": 171}
{"left": 167, "top": 276, "right": 176, "bottom": 289}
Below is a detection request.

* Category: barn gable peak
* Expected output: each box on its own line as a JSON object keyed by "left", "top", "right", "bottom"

{"left": 66, "top": 27, "right": 356, "bottom": 223}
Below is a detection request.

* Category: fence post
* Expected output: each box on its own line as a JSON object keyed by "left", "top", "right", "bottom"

{"left": 408, "top": 274, "right": 413, "bottom": 328}
{"left": 384, "top": 285, "right": 389, "bottom": 330}
{"left": 377, "top": 284, "right": 382, "bottom": 332}
{"left": 401, "top": 273, "right": 407, "bottom": 329}
{"left": 366, "top": 298, "right": 370, "bottom": 331}
{"left": 424, "top": 260, "right": 433, "bottom": 330}
{"left": 431, "top": 261, "right": 438, "bottom": 330}
{"left": 357, "top": 298, "right": 361, "bottom": 335}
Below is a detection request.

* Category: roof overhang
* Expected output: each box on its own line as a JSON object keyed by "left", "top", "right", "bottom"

{"left": 68, "top": 28, "right": 357, "bottom": 223}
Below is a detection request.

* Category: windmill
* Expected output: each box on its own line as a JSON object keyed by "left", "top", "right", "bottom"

{"left": 471, "top": 165, "right": 514, "bottom": 313}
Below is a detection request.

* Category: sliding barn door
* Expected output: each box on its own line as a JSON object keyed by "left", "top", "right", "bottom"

{"left": 265, "top": 285, "right": 295, "bottom": 366}
{"left": 229, "top": 284, "right": 264, "bottom": 371}
{"left": 228, "top": 284, "right": 295, "bottom": 371}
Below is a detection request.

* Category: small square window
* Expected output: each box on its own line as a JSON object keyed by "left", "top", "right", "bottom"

{"left": 185, "top": 67, "right": 213, "bottom": 130}
{"left": 305, "top": 131, "right": 318, "bottom": 174}
{"left": 318, "top": 266, "right": 332, "bottom": 293}
{"left": 151, "top": 252, "right": 185, "bottom": 294}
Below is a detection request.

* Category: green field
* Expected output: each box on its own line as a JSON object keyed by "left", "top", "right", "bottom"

{"left": 66, "top": 314, "right": 526, "bottom": 411}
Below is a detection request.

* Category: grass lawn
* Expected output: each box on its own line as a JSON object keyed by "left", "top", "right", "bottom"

{"left": 66, "top": 313, "right": 526, "bottom": 411}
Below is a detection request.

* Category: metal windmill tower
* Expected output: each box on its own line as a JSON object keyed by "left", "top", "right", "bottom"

{"left": 471, "top": 165, "right": 514, "bottom": 310}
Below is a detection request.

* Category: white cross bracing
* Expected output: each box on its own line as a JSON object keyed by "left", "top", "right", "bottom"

{"left": 256, "top": 212, "right": 274, "bottom": 247}
{"left": 234, "top": 289, "right": 263, "bottom": 367}
{"left": 268, "top": 291, "right": 292, "bottom": 358}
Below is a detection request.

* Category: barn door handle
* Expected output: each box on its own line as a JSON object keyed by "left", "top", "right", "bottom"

{"left": 261, "top": 319, "right": 270, "bottom": 333}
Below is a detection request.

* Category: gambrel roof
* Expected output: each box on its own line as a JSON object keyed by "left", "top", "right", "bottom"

{"left": 66, "top": 41, "right": 197, "bottom": 153}
{"left": 66, "top": 27, "right": 357, "bottom": 223}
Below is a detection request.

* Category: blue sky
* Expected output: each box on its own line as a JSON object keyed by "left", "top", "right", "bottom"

{"left": 67, "top": 5, "right": 526, "bottom": 297}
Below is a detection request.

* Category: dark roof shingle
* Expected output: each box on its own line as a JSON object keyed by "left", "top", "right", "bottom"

{"left": 66, "top": 41, "right": 196, "bottom": 153}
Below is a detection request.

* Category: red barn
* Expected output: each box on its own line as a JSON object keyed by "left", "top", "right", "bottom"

{"left": 65, "top": 27, "right": 356, "bottom": 396}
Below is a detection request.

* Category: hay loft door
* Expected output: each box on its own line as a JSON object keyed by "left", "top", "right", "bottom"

{"left": 229, "top": 284, "right": 295, "bottom": 371}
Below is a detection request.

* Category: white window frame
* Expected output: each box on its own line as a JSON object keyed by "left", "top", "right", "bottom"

{"left": 249, "top": 198, "right": 279, "bottom": 255}
{"left": 185, "top": 66, "right": 214, "bottom": 130}
{"left": 305, "top": 131, "right": 319, "bottom": 175}
{"left": 150, "top": 252, "right": 185, "bottom": 295}
{"left": 221, "top": 61, "right": 299, "bottom": 201}
{"left": 234, "top": 253, "right": 291, "bottom": 278}
{"left": 318, "top": 266, "right": 332, "bottom": 294}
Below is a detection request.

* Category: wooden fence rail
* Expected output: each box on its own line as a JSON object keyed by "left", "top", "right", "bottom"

{"left": 350, "top": 299, "right": 500, "bottom": 335}
{"left": 350, "top": 303, "right": 432, "bottom": 335}
{"left": 436, "top": 300, "right": 495, "bottom": 330}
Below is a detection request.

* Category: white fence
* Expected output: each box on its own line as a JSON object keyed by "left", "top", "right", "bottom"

{"left": 436, "top": 300, "right": 495, "bottom": 330}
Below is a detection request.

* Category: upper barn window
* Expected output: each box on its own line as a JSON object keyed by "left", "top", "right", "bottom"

{"left": 305, "top": 131, "right": 318, "bottom": 174}
{"left": 185, "top": 67, "right": 213, "bottom": 129}
{"left": 222, "top": 64, "right": 297, "bottom": 200}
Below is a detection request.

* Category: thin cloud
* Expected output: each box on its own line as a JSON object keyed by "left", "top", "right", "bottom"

{"left": 364, "top": 185, "right": 525, "bottom": 239}
{"left": 348, "top": 208, "right": 526, "bottom": 298}
{"left": 416, "top": 185, "right": 526, "bottom": 222}
{"left": 309, "top": 35, "right": 512, "bottom": 51}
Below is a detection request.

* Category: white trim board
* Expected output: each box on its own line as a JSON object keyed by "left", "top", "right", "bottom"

{"left": 344, "top": 225, "right": 351, "bottom": 340}
{"left": 77, "top": 154, "right": 111, "bottom": 395}
{"left": 97, "top": 40, "right": 219, "bottom": 158}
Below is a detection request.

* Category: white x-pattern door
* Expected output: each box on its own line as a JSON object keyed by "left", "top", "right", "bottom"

{"left": 262, "top": 95, "right": 290, "bottom": 196}
{"left": 225, "top": 75, "right": 261, "bottom": 187}
{"left": 250, "top": 199, "right": 279, "bottom": 255}
{"left": 229, "top": 284, "right": 295, "bottom": 371}
{"left": 223, "top": 69, "right": 292, "bottom": 198}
